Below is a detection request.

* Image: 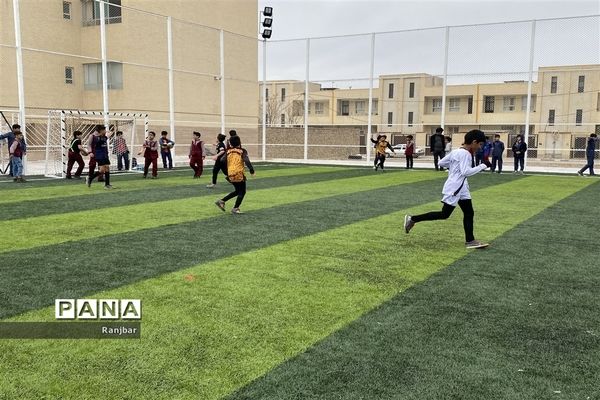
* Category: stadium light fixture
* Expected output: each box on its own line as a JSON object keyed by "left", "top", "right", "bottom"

{"left": 261, "top": 29, "right": 272, "bottom": 39}
{"left": 260, "top": 6, "right": 273, "bottom": 40}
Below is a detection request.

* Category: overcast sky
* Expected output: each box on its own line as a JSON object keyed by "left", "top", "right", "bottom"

{"left": 257, "top": 0, "right": 600, "bottom": 86}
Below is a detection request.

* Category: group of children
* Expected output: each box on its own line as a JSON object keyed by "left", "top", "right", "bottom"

{"left": 0, "top": 124, "right": 27, "bottom": 183}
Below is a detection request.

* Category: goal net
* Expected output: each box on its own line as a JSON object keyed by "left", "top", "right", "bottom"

{"left": 45, "top": 110, "right": 149, "bottom": 178}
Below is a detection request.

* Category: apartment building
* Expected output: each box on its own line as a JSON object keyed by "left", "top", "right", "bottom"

{"left": 0, "top": 0, "right": 258, "bottom": 148}
{"left": 260, "top": 64, "right": 600, "bottom": 158}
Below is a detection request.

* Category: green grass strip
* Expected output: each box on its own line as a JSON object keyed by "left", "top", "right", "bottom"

{"left": 0, "top": 170, "right": 438, "bottom": 253}
{"left": 0, "top": 167, "right": 386, "bottom": 221}
{"left": 0, "top": 165, "right": 348, "bottom": 204}
{"left": 229, "top": 179, "right": 600, "bottom": 400}
{"left": 0, "top": 176, "right": 592, "bottom": 400}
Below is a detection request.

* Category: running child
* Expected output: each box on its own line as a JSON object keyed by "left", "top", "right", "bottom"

{"left": 214, "top": 135, "right": 255, "bottom": 214}
{"left": 370, "top": 135, "right": 382, "bottom": 170}
{"left": 403, "top": 129, "right": 491, "bottom": 249}
{"left": 206, "top": 133, "right": 227, "bottom": 188}
{"left": 374, "top": 134, "right": 394, "bottom": 171}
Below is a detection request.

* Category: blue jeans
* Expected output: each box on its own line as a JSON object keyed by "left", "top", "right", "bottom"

{"left": 11, "top": 157, "right": 23, "bottom": 177}
{"left": 161, "top": 151, "right": 172, "bottom": 169}
{"left": 117, "top": 151, "right": 130, "bottom": 171}
{"left": 579, "top": 153, "right": 595, "bottom": 175}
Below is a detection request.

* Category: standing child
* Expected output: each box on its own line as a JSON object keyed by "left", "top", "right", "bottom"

{"left": 214, "top": 135, "right": 255, "bottom": 214}
{"left": 159, "top": 130, "right": 174, "bottom": 170}
{"left": 405, "top": 135, "right": 414, "bottom": 169}
{"left": 491, "top": 134, "right": 505, "bottom": 174}
{"left": 512, "top": 134, "right": 527, "bottom": 174}
{"left": 113, "top": 131, "right": 130, "bottom": 171}
{"left": 138, "top": 131, "right": 159, "bottom": 178}
{"left": 0, "top": 124, "right": 25, "bottom": 179}
{"left": 9, "top": 131, "right": 26, "bottom": 183}
{"left": 206, "top": 133, "right": 227, "bottom": 188}
{"left": 189, "top": 131, "right": 205, "bottom": 178}
{"left": 66, "top": 130, "right": 87, "bottom": 179}
{"left": 86, "top": 125, "right": 113, "bottom": 189}
{"left": 404, "top": 129, "right": 491, "bottom": 249}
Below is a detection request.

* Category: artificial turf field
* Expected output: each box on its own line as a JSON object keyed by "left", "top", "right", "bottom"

{"left": 0, "top": 164, "right": 598, "bottom": 400}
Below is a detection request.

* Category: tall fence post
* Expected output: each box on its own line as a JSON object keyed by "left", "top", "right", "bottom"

{"left": 98, "top": 0, "right": 110, "bottom": 130}
{"left": 12, "top": 0, "right": 26, "bottom": 173}
{"left": 440, "top": 26, "right": 450, "bottom": 130}
{"left": 220, "top": 29, "right": 226, "bottom": 136}
{"left": 366, "top": 32, "right": 375, "bottom": 165}
{"left": 167, "top": 16, "right": 176, "bottom": 158}
{"left": 524, "top": 20, "right": 536, "bottom": 167}
{"left": 304, "top": 38, "right": 310, "bottom": 161}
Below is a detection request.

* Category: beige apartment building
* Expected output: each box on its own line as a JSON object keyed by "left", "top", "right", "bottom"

{"left": 261, "top": 64, "right": 600, "bottom": 159}
{"left": 0, "top": 0, "right": 258, "bottom": 153}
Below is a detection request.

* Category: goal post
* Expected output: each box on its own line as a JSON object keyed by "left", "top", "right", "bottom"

{"left": 44, "top": 110, "right": 149, "bottom": 178}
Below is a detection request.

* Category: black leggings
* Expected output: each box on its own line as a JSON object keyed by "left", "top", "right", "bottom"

{"left": 406, "top": 155, "right": 413, "bottom": 169}
{"left": 222, "top": 180, "right": 246, "bottom": 208}
{"left": 411, "top": 200, "right": 475, "bottom": 242}
{"left": 378, "top": 154, "right": 387, "bottom": 169}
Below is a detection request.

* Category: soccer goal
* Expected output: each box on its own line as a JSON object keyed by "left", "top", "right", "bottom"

{"left": 45, "top": 110, "right": 149, "bottom": 178}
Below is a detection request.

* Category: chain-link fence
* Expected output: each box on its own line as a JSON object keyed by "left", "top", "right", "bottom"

{"left": 258, "top": 15, "right": 600, "bottom": 171}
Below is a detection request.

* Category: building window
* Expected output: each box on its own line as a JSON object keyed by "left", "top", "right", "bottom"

{"left": 65, "top": 66, "right": 74, "bottom": 84}
{"left": 467, "top": 96, "right": 473, "bottom": 114}
{"left": 576, "top": 109, "right": 583, "bottom": 126}
{"left": 63, "top": 1, "right": 71, "bottom": 19}
{"left": 371, "top": 100, "right": 378, "bottom": 115}
{"left": 447, "top": 126, "right": 459, "bottom": 134}
{"left": 550, "top": 76, "right": 557, "bottom": 94}
{"left": 408, "top": 82, "right": 415, "bottom": 98}
{"left": 578, "top": 75, "right": 585, "bottom": 93}
{"left": 408, "top": 112, "right": 413, "bottom": 127}
{"left": 265, "top": 88, "right": 269, "bottom": 100}
{"left": 82, "top": 0, "right": 122, "bottom": 26}
{"left": 280, "top": 113, "right": 285, "bottom": 126}
{"left": 281, "top": 88, "right": 286, "bottom": 102}
{"left": 83, "top": 62, "right": 123, "bottom": 90}
{"left": 448, "top": 98, "right": 460, "bottom": 112}
{"left": 387, "top": 112, "right": 393, "bottom": 127}
{"left": 315, "top": 102, "right": 324, "bottom": 115}
{"left": 503, "top": 96, "right": 515, "bottom": 112}
{"left": 548, "top": 109, "right": 555, "bottom": 126}
{"left": 388, "top": 83, "right": 394, "bottom": 99}
{"left": 339, "top": 101, "right": 349, "bottom": 116}
{"left": 355, "top": 101, "right": 366, "bottom": 115}
{"left": 484, "top": 96, "right": 495, "bottom": 113}
{"left": 432, "top": 98, "right": 442, "bottom": 113}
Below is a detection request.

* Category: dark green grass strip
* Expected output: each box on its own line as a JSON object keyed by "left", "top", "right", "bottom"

{"left": 0, "top": 167, "right": 380, "bottom": 221}
{"left": 0, "top": 178, "right": 456, "bottom": 320}
{"left": 229, "top": 180, "right": 600, "bottom": 400}
{"left": 0, "top": 163, "right": 312, "bottom": 191}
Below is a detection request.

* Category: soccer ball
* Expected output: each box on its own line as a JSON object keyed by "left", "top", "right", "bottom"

{"left": 168, "top": 142, "right": 174, "bottom": 148}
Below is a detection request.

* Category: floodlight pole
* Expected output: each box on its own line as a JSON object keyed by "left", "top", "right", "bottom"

{"left": 262, "top": 39, "right": 267, "bottom": 161}
{"left": 366, "top": 33, "right": 375, "bottom": 165}
{"left": 12, "top": 0, "right": 27, "bottom": 173}
{"left": 524, "top": 20, "right": 536, "bottom": 167}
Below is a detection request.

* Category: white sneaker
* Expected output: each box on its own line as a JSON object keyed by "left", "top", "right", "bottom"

{"left": 465, "top": 240, "right": 489, "bottom": 249}
{"left": 206, "top": 183, "right": 216, "bottom": 188}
